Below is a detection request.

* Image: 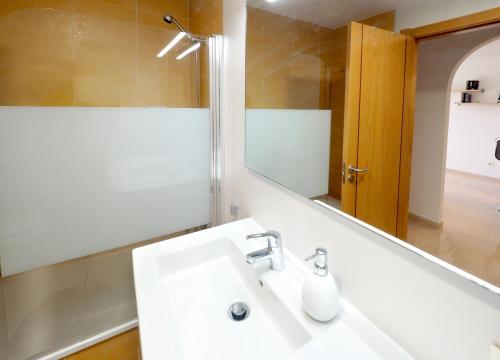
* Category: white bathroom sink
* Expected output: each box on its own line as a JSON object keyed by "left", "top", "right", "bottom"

{"left": 133, "top": 218, "right": 413, "bottom": 360}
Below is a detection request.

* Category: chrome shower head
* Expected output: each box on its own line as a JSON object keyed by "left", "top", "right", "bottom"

{"left": 163, "top": 14, "right": 174, "bottom": 24}
{"left": 163, "top": 13, "right": 189, "bottom": 35}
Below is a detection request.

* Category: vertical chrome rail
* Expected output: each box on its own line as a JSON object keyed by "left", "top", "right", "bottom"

{"left": 209, "top": 35, "right": 223, "bottom": 226}
{"left": 194, "top": 49, "right": 201, "bottom": 107}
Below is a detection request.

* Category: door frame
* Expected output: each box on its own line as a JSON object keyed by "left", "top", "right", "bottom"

{"left": 396, "top": 6, "right": 500, "bottom": 238}
{"left": 341, "top": 22, "right": 363, "bottom": 217}
{"left": 396, "top": 36, "right": 418, "bottom": 239}
{"left": 400, "top": 7, "right": 500, "bottom": 39}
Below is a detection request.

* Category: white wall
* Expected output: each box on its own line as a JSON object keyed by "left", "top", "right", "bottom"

{"left": 447, "top": 39, "right": 500, "bottom": 178}
{"left": 246, "top": 109, "right": 331, "bottom": 198}
{"left": 222, "top": 1, "right": 500, "bottom": 359}
{"left": 395, "top": 0, "right": 500, "bottom": 32}
{"left": 409, "top": 27, "right": 500, "bottom": 223}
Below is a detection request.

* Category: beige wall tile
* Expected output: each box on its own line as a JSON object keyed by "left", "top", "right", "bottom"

{"left": 99, "top": 0, "right": 137, "bottom": 8}
{"left": 138, "top": 69, "right": 194, "bottom": 107}
{"left": 247, "top": 7, "right": 334, "bottom": 111}
{"left": 0, "top": 6, "right": 70, "bottom": 33}
{"left": 137, "top": 25, "right": 189, "bottom": 69}
{"left": 167, "top": 53, "right": 191, "bottom": 80}
{"left": 246, "top": 84, "right": 262, "bottom": 109}
{"left": 246, "top": 57, "right": 262, "bottom": 93}
{"left": 189, "top": 0, "right": 222, "bottom": 36}
{"left": 292, "top": 86, "right": 320, "bottom": 109}
{"left": 0, "top": 25, "right": 73, "bottom": 71}
{"left": 0, "top": 0, "right": 70, "bottom": 18}
{"left": 199, "top": 74, "right": 209, "bottom": 108}
{"left": 262, "top": 31, "right": 292, "bottom": 59}
{"left": 74, "top": 72, "right": 137, "bottom": 106}
{"left": 293, "top": 19, "right": 321, "bottom": 56}
{"left": 246, "top": 6, "right": 262, "bottom": 35}
{"left": 260, "top": 8, "right": 292, "bottom": 35}
{"left": 70, "top": 0, "right": 136, "bottom": 23}
{"left": 196, "top": 47, "right": 209, "bottom": 108}
{"left": 166, "top": 78, "right": 192, "bottom": 107}
{"left": 188, "top": 0, "right": 222, "bottom": 108}
{"left": 0, "top": 0, "right": 222, "bottom": 108}
{"left": 263, "top": 84, "right": 292, "bottom": 109}
{"left": 290, "top": 55, "right": 322, "bottom": 86}
{"left": 137, "top": 9, "right": 187, "bottom": 31}
{"left": 0, "top": 67, "right": 73, "bottom": 105}
{"left": 71, "top": 13, "right": 136, "bottom": 40}
{"left": 72, "top": 36, "right": 137, "bottom": 74}
{"left": 137, "top": 21, "right": 196, "bottom": 107}
{"left": 138, "top": 0, "right": 188, "bottom": 19}
{"left": 137, "top": 69, "right": 163, "bottom": 106}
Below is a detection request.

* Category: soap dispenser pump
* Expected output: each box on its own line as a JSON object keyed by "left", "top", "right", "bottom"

{"left": 302, "top": 247, "right": 339, "bottom": 322}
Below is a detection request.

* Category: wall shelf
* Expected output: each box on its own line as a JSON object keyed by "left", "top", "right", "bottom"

{"left": 454, "top": 101, "right": 500, "bottom": 106}
{"left": 451, "top": 89, "right": 485, "bottom": 93}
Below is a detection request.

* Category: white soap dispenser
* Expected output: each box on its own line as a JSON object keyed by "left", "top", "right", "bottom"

{"left": 302, "top": 247, "right": 339, "bottom": 322}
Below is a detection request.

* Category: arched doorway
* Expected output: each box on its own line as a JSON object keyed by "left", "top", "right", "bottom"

{"left": 407, "top": 28, "right": 500, "bottom": 285}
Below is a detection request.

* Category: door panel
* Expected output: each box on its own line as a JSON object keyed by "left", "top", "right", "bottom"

{"left": 355, "top": 25, "right": 407, "bottom": 234}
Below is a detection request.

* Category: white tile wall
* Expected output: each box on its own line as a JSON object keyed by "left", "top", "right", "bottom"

{"left": 222, "top": 0, "right": 500, "bottom": 359}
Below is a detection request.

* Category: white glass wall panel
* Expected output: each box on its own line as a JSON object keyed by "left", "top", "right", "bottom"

{"left": 246, "top": 109, "right": 331, "bottom": 198}
{"left": 0, "top": 107, "right": 210, "bottom": 275}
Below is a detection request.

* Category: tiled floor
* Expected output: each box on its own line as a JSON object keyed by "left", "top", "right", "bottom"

{"left": 64, "top": 329, "right": 140, "bottom": 360}
{"left": 407, "top": 170, "right": 500, "bottom": 286}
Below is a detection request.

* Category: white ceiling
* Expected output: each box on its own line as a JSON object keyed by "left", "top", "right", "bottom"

{"left": 247, "top": 0, "right": 421, "bottom": 29}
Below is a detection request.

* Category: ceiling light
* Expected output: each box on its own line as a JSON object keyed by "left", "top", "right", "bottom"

{"left": 176, "top": 42, "right": 201, "bottom": 60}
{"left": 157, "top": 32, "right": 186, "bottom": 58}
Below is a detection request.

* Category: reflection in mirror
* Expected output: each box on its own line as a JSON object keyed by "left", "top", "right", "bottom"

{"left": 245, "top": 1, "right": 500, "bottom": 288}
{"left": 407, "top": 26, "right": 500, "bottom": 286}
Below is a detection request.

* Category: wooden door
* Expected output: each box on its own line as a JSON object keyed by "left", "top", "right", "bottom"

{"left": 342, "top": 22, "right": 416, "bottom": 237}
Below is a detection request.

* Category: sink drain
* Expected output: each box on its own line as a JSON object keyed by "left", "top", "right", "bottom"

{"left": 228, "top": 302, "right": 250, "bottom": 321}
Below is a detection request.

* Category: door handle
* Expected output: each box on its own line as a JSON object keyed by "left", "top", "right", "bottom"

{"left": 343, "top": 163, "right": 368, "bottom": 183}
{"left": 348, "top": 165, "right": 368, "bottom": 174}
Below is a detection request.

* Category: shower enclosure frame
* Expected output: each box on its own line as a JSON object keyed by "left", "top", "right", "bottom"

{"left": 209, "top": 34, "right": 224, "bottom": 227}
{"left": 160, "top": 12, "right": 223, "bottom": 226}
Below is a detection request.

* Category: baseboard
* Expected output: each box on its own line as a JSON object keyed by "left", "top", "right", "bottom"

{"left": 409, "top": 212, "right": 443, "bottom": 229}
{"left": 446, "top": 168, "right": 500, "bottom": 182}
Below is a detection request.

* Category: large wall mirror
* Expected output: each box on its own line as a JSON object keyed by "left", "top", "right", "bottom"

{"left": 245, "top": 0, "right": 500, "bottom": 289}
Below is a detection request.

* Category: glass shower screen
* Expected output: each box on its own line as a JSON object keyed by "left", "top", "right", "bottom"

{"left": 0, "top": 107, "right": 211, "bottom": 275}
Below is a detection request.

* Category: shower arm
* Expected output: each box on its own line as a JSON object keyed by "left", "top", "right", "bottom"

{"left": 163, "top": 14, "right": 207, "bottom": 43}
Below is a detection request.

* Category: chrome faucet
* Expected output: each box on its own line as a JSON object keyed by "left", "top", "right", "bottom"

{"left": 245, "top": 230, "right": 284, "bottom": 271}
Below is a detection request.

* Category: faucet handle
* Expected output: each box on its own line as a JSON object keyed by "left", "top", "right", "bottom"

{"left": 246, "top": 230, "right": 282, "bottom": 248}
{"left": 246, "top": 230, "right": 280, "bottom": 240}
